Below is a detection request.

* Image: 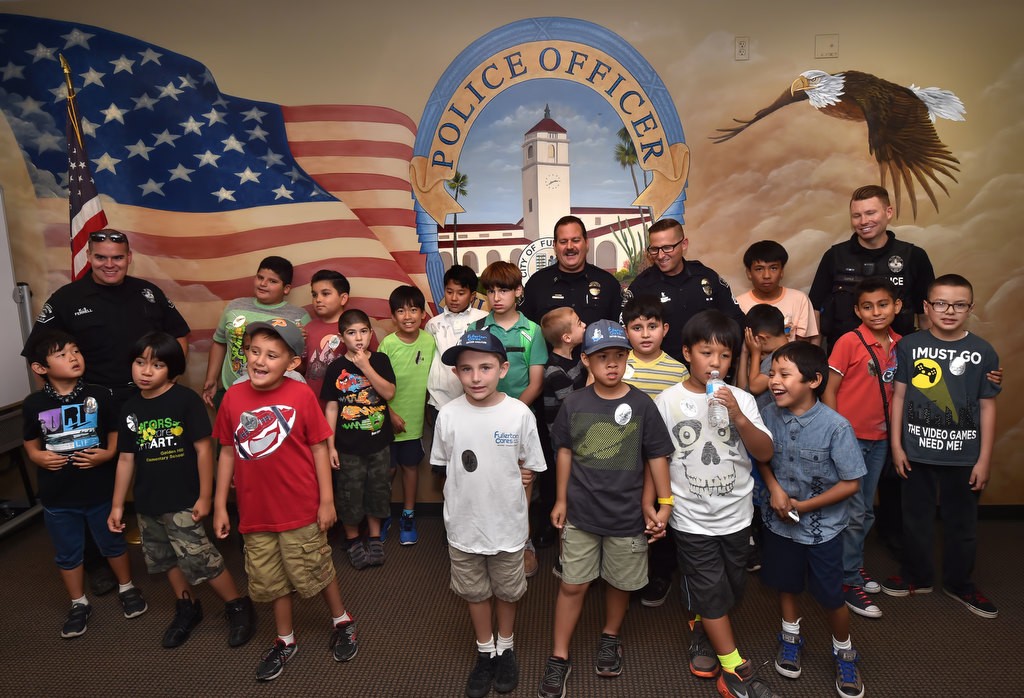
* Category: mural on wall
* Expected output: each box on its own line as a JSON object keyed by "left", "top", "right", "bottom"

{"left": 0, "top": 13, "right": 423, "bottom": 360}
{"left": 711, "top": 69, "right": 965, "bottom": 218}
{"left": 409, "top": 17, "right": 690, "bottom": 303}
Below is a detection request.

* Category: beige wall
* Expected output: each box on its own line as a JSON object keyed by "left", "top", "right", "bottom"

{"left": 6, "top": 0, "right": 1022, "bottom": 503}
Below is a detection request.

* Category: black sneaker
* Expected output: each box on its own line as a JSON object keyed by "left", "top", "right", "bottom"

{"left": 256, "top": 639, "right": 297, "bottom": 681}
{"left": 347, "top": 541, "right": 369, "bottom": 570}
{"left": 88, "top": 566, "right": 117, "bottom": 596}
{"left": 466, "top": 651, "right": 496, "bottom": 698}
{"left": 538, "top": 655, "right": 572, "bottom": 698}
{"left": 162, "top": 593, "right": 203, "bottom": 648}
{"left": 61, "top": 602, "right": 92, "bottom": 638}
{"left": 687, "top": 631, "right": 721, "bottom": 678}
{"left": 843, "top": 584, "right": 882, "bottom": 619}
{"left": 225, "top": 596, "right": 257, "bottom": 647}
{"left": 717, "top": 659, "right": 781, "bottom": 697}
{"left": 640, "top": 576, "right": 671, "bottom": 607}
{"left": 366, "top": 540, "right": 385, "bottom": 566}
{"left": 595, "top": 633, "right": 623, "bottom": 677}
{"left": 118, "top": 586, "right": 149, "bottom": 618}
{"left": 494, "top": 649, "right": 519, "bottom": 694}
{"left": 944, "top": 587, "right": 999, "bottom": 618}
{"left": 331, "top": 619, "right": 359, "bottom": 662}
{"left": 880, "top": 575, "right": 933, "bottom": 597}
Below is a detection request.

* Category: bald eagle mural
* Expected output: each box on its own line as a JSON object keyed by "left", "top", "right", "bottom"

{"left": 711, "top": 70, "right": 965, "bottom": 218}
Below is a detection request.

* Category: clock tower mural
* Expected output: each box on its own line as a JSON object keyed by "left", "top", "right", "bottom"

{"left": 522, "top": 105, "right": 571, "bottom": 241}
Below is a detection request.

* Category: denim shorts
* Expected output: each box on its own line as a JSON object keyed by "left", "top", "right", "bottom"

{"left": 44, "top": 500, "right": 127, "bottom": 569}
{"left": 760, "top": 528, "right": 844, "bottom": 610}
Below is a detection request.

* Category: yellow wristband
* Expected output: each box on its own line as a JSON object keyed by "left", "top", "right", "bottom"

{"left": 657, "top": 496, "right": 675, "bottom": 506}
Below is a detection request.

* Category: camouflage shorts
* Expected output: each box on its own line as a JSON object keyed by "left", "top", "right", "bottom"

{"left": 138, "top": 510, "right": 226, "bottom": 586}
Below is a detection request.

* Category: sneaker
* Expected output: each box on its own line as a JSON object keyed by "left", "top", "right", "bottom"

{"left": 331, "top": 618, "right": 359, "bottom": 662}
{"left": 640, "top": 575, "right": 671, "bottom": 607}
{"left": 61, "top": 602, "right": 92, "bottom": 638}
{"left": 465, "top": 651, "right": 495, "bottom": 698}
{"left": 775, "top": 631, "right": 804, "bottom": 679}
{"left": 256, "top": 639, "right": 297, "bottom": 681}
{"left": 858, "top": 568, "right": 880, "bottom": 594}
{"left": 717, "top": 659, "right": 781, "bottom": 697}
{"left": 687, "top": 631, "right": 721, "bottom": 678}
{"left": 380, "top": 516, "right": 392, "bottom": 544}
{"left": 119, "top": 586, "right": 149, "bottom": 619}
{"left": 524, "top": 547, "right": 539, "bottom": 578}
{"left": 494, "top": 649, "right": 519, "bottom": 694}
{"left": 538, "top": 655, "right": 572, "bottom": 698}
{"left": 88, "top": 566, "right": 117, "bottom": 596}
{"left": 162, "top": 593, "right": 203, "bottom": 648}
{"left": 224, "top": 596, "right": 257, "bottom": 648}
{"left": 366, "top": 540, "right": 385, "bottom": 567}
{"left": 746, "top": 535, "right": 762, "bottom": 573}
{"left": 833, "top": 647, "right": 865, "bottom": 698}
{"left": 843, "top": 585, "right": 882, "bottom": 619}
{"left": 944, "top": 587, "right": 999, "bottom": 618}
{"left": 551, "top": 560, "right": 563, "bottom": 580}
{"left": 595, "top": 633, "right": 623, "bottom": 677}
{"left": 881, "top": 575, "right": 933, "bottom": 597}
{"left": 347, "top": 541, "right": 369, "bottom": 570}
{"left": 399, "top": 512, "right": 418, "bottom": 545}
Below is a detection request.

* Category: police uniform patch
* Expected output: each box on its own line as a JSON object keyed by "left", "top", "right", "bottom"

{"left": 142, "top": 288, "right": 155, "bottom": 303}
{"left": 36, "top": 302, "right": 54, "bottom": 323}
{"left": 888, "top": 255, "right": 904, "bottom": 273}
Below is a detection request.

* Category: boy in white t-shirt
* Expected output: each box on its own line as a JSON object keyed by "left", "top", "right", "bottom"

{"left": 430, "top": 329, "right": 545, "bottom": 698}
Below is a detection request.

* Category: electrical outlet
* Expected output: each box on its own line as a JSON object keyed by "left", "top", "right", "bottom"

{"left": 815, "top": 34, "right": 839, "bottom": 59}
{"left": 735, "top": 36, "right": 749, "bottom": 61}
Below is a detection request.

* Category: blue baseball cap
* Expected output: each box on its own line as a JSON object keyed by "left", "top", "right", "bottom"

{"left": 441, "top": 328, "right": 508, "bottom": 366}
{"left": 582, "top": 319, "right": 631, "bottom": 354}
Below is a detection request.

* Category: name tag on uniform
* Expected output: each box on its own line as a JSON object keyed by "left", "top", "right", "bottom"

{"left": 551, "top": 294, "right": 564, "bottom": 300}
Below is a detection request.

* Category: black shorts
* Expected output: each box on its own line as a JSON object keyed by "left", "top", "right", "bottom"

{"left": 759, "top": 528, "right": 844, "bottom": 610}
{"left": 390, "top": 439, "right": 425, "bottom": 468}
{"left": 671, "top": 526, "right": 750, "bottom": 619}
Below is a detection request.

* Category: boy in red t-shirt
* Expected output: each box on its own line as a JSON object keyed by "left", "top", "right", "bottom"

{"left": 213, "top": 319, "right": 359, "bottom": 681}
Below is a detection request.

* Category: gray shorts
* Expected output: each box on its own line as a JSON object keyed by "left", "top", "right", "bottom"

{"left": 138, "top": 510, "right": 226, "bottom": 586}
{"left": 449, "top": 545, "right": 527, "bottom": 604}
{"left": 561, "top": 523, "right": 648, "bottom": 591}
{"left": 335, "top": 446, "right": 392, "bottom": 525}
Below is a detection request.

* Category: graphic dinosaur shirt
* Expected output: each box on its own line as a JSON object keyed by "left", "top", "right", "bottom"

{"left": 550, "top": 385, "right": 673, "bottom": 537}
{"left": 655, "top": 382, "right": 771, "bottom": 536}
{"left": 895, "top": 331, "right": 1000, "bottom": 466}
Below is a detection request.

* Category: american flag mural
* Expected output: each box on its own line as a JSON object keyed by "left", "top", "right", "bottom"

{"left": 0, "top": 14, "right": 424, "bottom": 363}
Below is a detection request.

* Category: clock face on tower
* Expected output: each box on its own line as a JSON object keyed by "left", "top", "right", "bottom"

{"left": 544, "top": 174, "right": 561, "bottom": 190}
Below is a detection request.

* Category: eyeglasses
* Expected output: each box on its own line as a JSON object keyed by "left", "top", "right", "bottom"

{"left": 646, "top": 240, "right": 685, "bottom": 256}
{"left": 925, "top": 300, "right": 973, "bottom": 314}
{"left": 89, "top": 231, "right": 128, "bottom": 244}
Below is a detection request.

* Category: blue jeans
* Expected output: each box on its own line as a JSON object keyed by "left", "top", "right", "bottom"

{"left": 43, "top": 501, "right": 127, "bottom": 570}
{"left": 841, "top": 438, "right": 888, "bottom": 585}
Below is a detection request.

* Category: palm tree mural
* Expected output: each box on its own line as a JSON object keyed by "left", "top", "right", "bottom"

{"left": 446, "top": 170, "right": 469, "bottom": 264}
{"left": 612, "top": 128, "right": 650, "bottom": 283}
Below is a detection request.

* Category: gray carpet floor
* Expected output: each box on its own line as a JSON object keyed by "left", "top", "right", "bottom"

{"left": 0, "top": 515, "right": 1019, "bottom": 697}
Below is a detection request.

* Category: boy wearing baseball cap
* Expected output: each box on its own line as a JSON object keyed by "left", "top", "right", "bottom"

{"left": 430, "top": 328, "right": 546, "bottom": 697}
{"left": 538, "top": 320, "right": 675, "bottom": 698}
{"left": 213, "top": 318, "right": 360, "bottom": 681}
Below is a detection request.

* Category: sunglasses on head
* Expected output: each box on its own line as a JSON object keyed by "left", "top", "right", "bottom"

{"left": 89, "top": 231, "right": 128, "bottom": 244}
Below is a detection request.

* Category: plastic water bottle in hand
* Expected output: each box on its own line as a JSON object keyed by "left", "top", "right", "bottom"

{"left": 706, "top": 370, "right": 729, "bottom": 428}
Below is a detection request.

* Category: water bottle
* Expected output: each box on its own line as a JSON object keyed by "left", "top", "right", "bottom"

{"left": 706, "top": 370, "right": 729, "bottom": 428}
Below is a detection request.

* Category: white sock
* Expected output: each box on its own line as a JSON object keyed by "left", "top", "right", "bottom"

{"left": 117, "top": 582, "right": 134, "bottom": 594}
{"left": 72, "top": 595, "right": 89, "bottom": 606}
{"left": 477, "top": 637, "right": 496, "bottom": 658}
{"left": 278, "top": 632, "right": 296, "bottom": 645}
{"left": 782, "top": 617, "right": 801, "bottom": 635}
{"left": 496, "top": 633, "right": 514, "bottom": 655}
{"left": 833, "top": 635, "right": 852, "bottom": 651}
{"left": 332, "top": 611, "right": 352, "bottom": 626}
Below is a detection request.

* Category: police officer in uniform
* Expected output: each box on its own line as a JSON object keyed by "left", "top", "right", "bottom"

{"left": 21, "top": 230, "right": 190, "bottom": 595}
{"left": 810, "top": 185, "right": 935, "bottom": 352}
{"left": 520, "top": 215, "right": 622, "bottom": 327}
{"left": 23, "top": 230, "right": 190, "bottom": 405}
{"left": 625, "top": 218, "right": 743, "bottom": 363}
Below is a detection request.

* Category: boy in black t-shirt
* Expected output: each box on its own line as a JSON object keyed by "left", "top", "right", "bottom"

{"left": 108, "top": 332, "right": 256, "bottom": 648}
{"left": 321, "top": 309, "right": 397, "bottom": 569}
{"left": 22, "top": 330, "right": 147, "bottom": 639}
